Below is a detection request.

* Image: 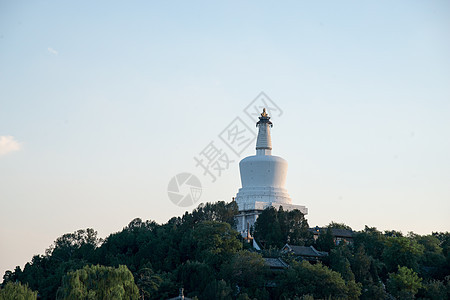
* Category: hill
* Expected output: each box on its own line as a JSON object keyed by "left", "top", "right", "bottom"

{"left": 1, "top": 201, "right": 449, "bottom": 299}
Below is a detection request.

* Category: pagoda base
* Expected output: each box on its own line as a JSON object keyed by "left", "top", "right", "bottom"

{"left": 235, "top": 201, "right": 308, "bottom": 235}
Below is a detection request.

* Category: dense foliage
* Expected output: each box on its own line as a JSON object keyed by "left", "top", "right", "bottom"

{"left": 56, "top": 265, "right": 139, "bottom": 300}
{"left": 253, "top": 206, "right": 311, "bottom": 248}
{"left": 2, "top": 201, "right": 449, "bottom": 299}
{"left": 0, "top": 281, "right": 37, "bottom": 300}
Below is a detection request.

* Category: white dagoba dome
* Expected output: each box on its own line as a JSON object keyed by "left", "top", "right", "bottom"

{"left": 239, "top": 155, "right": 289, "bottom": 190}
{"left": 235, "top": 108, "right": 307, "bottom": 233}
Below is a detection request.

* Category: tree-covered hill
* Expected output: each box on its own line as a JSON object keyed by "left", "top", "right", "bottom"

{"left": 2, "top": 201, "right": 449, "bottom": 299}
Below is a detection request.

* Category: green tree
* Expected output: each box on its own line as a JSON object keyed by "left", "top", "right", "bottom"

{"left": 253, "top": 207, "right": 283, "bottom": 248}
{"left": 361, "top": 281, "right": 386, "bottom": 300}
{"left": 432, "top": 232, "right": 450, "bottom": 259}
{"left": 346, "top": 280, "right": 363, "bottom": 300}
{"left": 432, "top": 232, "right": 450, "bottom": 279}
{"left": 349, "top": 245, "right": 386, "bottom": 300}
{"left": 285, "top": 209, "right": 312, "bottom": 245}
{"left": 417, "top": 279, "right": 448, "bottom": 300}
{"left": 148, "top": 272, "right": 177, "bottom": 300}
{"left": 135, "top": 267, "right": 162, "bottom": 299}
{"left": 176, "top": 261, "right": 213, "bottom": 297}
{"left": 278, "top": 261, "right": 358, "bottom": 299}
{"left": 329, "top": 246, "right": 362, "bottom": 300}
{"left": 413, "top": 234, "right": 446, "bottom": 279}
{"left": 387, "top": 266, "right": 422, "bottom": 300}
{"left": 4, "top": 229, "right": 102, "bottom": 299}
{"left": 353, "top": 226, "right": 386, "bottom": 260}
{"left": 350, "top": 245, "right": 371, "bottom": 282}
{"left": 0, "top": 282, "right": 37, "bottom": 300}
{"left": 220, "top": 251, "right": 267, "bottom": 295}
{"left": 190, "top": 201, "right": 239, "bottom": 227}
{"left": 253, "top": 207, "right": 311, "bottom": 248}
{"left": 7, "top": 203, "right": 450, "bottom": 300}
{"left": 96, "top": 218, "right": 160, "bottom": 272}
{"left": 384, "top": 230, "right": 403, "bottom": 238}
{"left": 315, "top": 227, "right": 335, "bottom": 252}
{"left": 48, "top": 228, "right": 101, "bottom": 261}
{"left": 328, "top": 221, "right": 352, "bottom": 230}
{"left": 191, "top": 221, "right": 242, "bottom": 268}
{"left": 56, "top": 264, "right": 139, "bottom": 300}
{"left": 13, "top": 252, "right": 90, "bottom": 299}
{"left": 201, "top": 279, "right": 232, "bottom": 300}
{"left": 329, "top": 245, "right": 354, "bottom": 281}
{"left": 383, "top": 237, "right": 424, "bottom": 273}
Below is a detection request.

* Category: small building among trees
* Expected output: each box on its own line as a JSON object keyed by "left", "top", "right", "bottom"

{"left": 263, "top": 257, "right": 289, "bottom": 270}
{"left": 281, "top": 244, "right": 328, "bottom": 262}
{"left": 310, "top": 226, "right": 354, "bottom": 245}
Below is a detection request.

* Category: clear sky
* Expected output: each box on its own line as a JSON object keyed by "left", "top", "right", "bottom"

{"left": 1, "top": 0, "right": 449, "bottom": 277}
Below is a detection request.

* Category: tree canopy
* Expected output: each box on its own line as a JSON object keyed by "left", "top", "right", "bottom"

{"left": 253, "top": 206, "right": 312, "bottom": 248}
{"left": 2, "top": 201, "right": 449, "bottom": 299}
{"left": 0, "top": 281, "right": 37, "bottom": 300}
{"left": 56, "top": 264, "right": 139, "bottom": 300}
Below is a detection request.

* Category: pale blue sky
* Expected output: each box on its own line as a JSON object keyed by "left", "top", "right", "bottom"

{"left": 1, "top": 1, "right": 449, "bottom": 276}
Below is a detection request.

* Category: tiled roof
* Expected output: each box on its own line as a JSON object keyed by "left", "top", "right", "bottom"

{"left": 263, "top": 257, "right": 289, "bottom": 268}
{"left": 283, "top": 244, "right": 328, "bottom": 257}
{"left": 309, "top": 227, "right": 353, "bottom": 238}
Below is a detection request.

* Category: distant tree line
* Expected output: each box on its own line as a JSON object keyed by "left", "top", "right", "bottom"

{"left": 1, "top": 201, "right": 449, "bottom": 299}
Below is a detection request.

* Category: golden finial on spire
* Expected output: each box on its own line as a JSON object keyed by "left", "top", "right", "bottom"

{"left": 261, "top": 108, "right": 268, "bottom": 117}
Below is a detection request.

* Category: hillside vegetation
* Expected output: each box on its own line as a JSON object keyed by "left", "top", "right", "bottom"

{"left": 2, "top": 201, "right": 449, "bottom": 299}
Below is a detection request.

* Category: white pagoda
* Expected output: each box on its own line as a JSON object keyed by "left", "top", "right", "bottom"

{"left": 235, "top": 108, "right": 308, "bottom": 235}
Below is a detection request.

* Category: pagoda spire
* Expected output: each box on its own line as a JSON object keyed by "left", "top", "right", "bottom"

{"left": 256, "top": 108, "right": 273, "bottom": 155}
